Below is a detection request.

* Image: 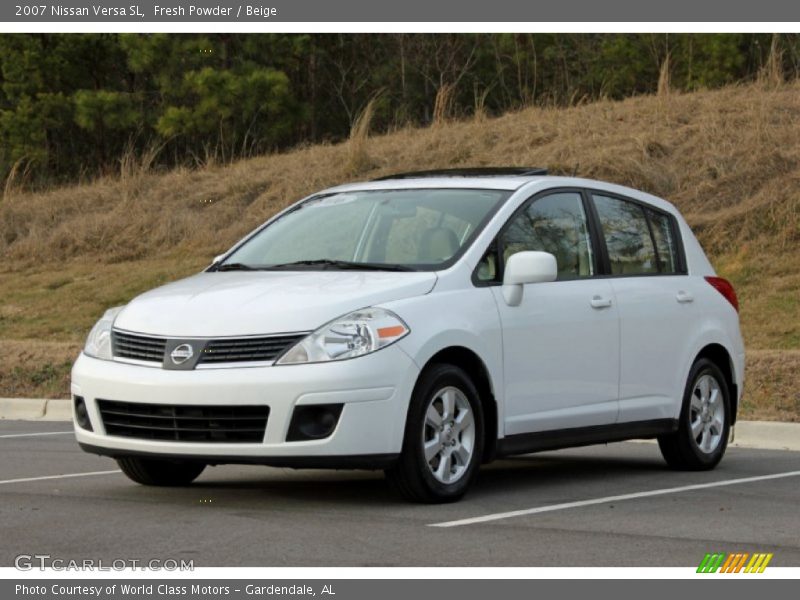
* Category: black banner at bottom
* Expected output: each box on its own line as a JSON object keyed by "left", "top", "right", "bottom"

{"left": 3, "top": 579, "right": 796, "bottom": 600}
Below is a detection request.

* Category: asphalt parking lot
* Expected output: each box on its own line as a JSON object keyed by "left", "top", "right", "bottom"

{"left": 1, "top": 419, "right": 799, "bottom": 567}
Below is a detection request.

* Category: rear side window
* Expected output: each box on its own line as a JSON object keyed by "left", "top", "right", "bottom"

{"left": 646, "top": 208, "right": 680, "bottom": 274}
{"left": 593, "top": 195, "right": 658, "bottom": 276}
{"left": 498, "top": 192, "right": 594, "bottom": 280}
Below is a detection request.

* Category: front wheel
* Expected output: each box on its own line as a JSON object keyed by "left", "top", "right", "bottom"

{"left": 658, "top": 358, "right": 731, "bottom": 470}
{"left": 116, "top": 457, "right": 206, "bottom": 486}
{"left": 385, "top": 363, "right": 484, "bottom": 503}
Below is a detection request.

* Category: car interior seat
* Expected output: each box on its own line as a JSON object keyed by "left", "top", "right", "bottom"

{"left": 418, "top": 227, "right": 459, "bottom": 263}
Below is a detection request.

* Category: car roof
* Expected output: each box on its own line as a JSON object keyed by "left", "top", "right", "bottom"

{"left": 317, "top": 173, "right": 681, "bottom": 218}
{"left": 322, "top": 176, "right": 545, "bottom": 193}
{"left": 320, "top": 175, "right": 673, "bottom": 209}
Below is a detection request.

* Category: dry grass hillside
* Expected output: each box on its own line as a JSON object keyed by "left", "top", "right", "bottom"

{"left": 1, "top": 82, "right": 799, "bottom": 420}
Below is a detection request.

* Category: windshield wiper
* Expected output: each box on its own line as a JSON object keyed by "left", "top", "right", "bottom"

{"left": 265, "top": 259, "right": 416, "bottom": 272}
{"left": 214, "top": 262, "right": 259, "bottom": 272}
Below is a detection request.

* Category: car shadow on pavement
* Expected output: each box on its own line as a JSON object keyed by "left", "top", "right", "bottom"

{"left": 175, "top": 445, "right": 673, "bottom": 505}
{"left": 188, "top": 467, "right": 396, "bottom": 505}
{"left": 465, "top": 449, "right": 713, "bottom": 503}
{"left": 93, "top": 443, "right": 708, "bottom": 509}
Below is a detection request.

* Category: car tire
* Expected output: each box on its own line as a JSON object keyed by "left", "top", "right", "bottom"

{"left": 658, "top": 358, "right": 731, "bottom": 471}
{"left": 385, "top": 363, "right": 484, "bottom": 503}
{"left": 116, "top": 457, "right": 206, "bottom": 486}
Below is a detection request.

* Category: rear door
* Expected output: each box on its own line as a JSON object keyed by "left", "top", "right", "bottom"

{"left": 480, "top": 190, "right": 620, "bottom": 435}
{"left": 590, "top": 192, "right": 695, "bottom": 424}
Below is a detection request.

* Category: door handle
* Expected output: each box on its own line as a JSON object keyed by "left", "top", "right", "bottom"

{"left": 590, "top": 295, "right": 613, "bottom": 309}
{"left": 676, "top": 290, "right": 694, "bottom": 303}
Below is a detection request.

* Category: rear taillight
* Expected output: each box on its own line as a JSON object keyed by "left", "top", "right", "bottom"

{"left": 705, "top": 276, "right": 739, "bottom": 312}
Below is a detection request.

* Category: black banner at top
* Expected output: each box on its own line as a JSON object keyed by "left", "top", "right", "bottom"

{"left": 3, "top": 0, "right": 800, "bottom": 22}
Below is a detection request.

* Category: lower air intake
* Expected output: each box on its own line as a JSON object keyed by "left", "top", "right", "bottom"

{"left": 97, "top": 399, "right": 269, "bottom": 443}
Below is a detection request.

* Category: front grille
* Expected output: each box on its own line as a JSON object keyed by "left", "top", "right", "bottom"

{"left": 97, "top": 399, "right": 269, "bottom": 443}
{"left": 111, "top": 329, "right": 305, "bottom": 366}
{"left": 199, "top": 334, "right": 305, "bottom": 364}
{"left": 112, "top": 331, "right": 166, "bottom": 363}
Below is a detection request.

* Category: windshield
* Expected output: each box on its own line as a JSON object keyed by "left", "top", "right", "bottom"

{"left": 219, "top": 189, "right": 510, "bottom": 271}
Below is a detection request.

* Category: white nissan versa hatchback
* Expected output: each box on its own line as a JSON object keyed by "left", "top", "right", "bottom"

{"left": 72, "top": 168, "right": 744, "bottom": 502}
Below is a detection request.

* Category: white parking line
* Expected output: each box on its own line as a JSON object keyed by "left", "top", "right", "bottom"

{"left": 0, "top": 470, "right": 120, "bottom": 486}
{"left": 430, "top": 470, "right": 800, "bottom": 528}
{"left": 0, "top": 431, "right": 73, "bottom": 439}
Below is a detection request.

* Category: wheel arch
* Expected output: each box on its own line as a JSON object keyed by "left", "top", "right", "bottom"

{"left": 692, "top": 343, "right": 739, "bottom": 424}
{"left": 421, "top": 346, "right": 499, "bottom": 463}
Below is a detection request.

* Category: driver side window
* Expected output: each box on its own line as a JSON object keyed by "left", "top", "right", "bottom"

{"left": 477, "top": 192, "right": 594, "bottom": 282}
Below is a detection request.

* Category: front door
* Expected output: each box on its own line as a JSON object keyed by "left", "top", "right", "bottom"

{"left": 486, "top": 190, "right": 620, "bottom": 435}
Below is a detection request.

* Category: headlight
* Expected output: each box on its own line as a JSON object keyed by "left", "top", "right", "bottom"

{"left": 83, "top": 306, "right": 125, "bottom": 360}
{"left": 276, "top": 307, "right": 409, "bottom": 365}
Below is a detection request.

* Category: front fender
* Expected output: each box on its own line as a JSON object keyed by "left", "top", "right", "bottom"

{"left": 384, "top": 287, "right": 505, "bottom": 437}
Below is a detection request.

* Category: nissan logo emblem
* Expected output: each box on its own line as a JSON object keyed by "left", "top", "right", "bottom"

{"left": 170, "top": 343, "right": 194, "bottom": 365}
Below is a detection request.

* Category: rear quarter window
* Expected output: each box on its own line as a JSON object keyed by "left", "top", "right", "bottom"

{"left": 646, "top": 208, "right": 681, "bottom": 274}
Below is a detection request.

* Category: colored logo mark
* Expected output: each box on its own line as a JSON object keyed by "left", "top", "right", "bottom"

{"left": 697, "top": 552, "right": 773, "bottom": 573}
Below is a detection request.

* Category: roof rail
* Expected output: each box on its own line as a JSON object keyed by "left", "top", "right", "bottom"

{"left": 372, "top": 167, "right": 548, "bottom": 181}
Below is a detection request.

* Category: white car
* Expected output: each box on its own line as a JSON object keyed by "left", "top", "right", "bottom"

{"left": 72, "top": 168, "right": 744, "bottom": 502}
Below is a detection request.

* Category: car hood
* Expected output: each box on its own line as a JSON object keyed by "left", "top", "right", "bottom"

{"left": 113, "top": 270, "right": 437, "bottom": 337}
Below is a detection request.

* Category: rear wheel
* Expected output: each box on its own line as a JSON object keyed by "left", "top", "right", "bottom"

{"left": 386, "top": 363, "right": 484, "bottom": 503}
{"left": 116, "top": 457, "right": 206, "bottom": 486}
{"left": 658, "top": 358, "right": 730, "bottom": 470}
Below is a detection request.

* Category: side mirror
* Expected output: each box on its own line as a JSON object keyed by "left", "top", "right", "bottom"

{"left": 502, "top": 251, "right": 557, "bottom": 306}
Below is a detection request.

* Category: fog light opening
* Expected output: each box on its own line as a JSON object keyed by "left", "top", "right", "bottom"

{"left": 287, "top": 404, "right": 343, "bottom": 442}
{"left": 74, "top": 396, "right": 93, "bottom": 431}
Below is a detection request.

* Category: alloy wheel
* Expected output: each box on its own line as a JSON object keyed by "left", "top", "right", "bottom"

{"left": 422, "top": 386, "right": 476, "bottom": 484}
{"left": 689, "top": 374, "right": 725, "bottom": 454}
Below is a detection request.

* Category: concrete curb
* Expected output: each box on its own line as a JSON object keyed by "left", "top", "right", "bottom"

{"left": 0, "top": 398, "right": 797, "bottom": 451}
{"left": 0, "top": 398, "right": 47, "bottom": 420}
{"left": 0, "top": 398, "right": 71, "bottom": 421}
{"left": 41, "top": 398, "right": 73, "bottom": 421}
{"left": 731, "top": 420, "right": 800, "bottom": 452}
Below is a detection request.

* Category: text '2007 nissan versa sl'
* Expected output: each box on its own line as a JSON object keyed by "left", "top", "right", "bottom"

{"left": 72, "top": 168, "right": 744, "bottom": 503}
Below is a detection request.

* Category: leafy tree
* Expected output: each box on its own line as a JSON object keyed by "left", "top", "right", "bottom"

{"left": 0, "top": 33, "right": 798, "bottom": 186}
{"left": 156, "top": 67, "right": 294, "bottom": 159}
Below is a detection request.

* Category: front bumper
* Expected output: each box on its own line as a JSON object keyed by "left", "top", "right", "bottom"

{"left": 71, "top": 345, "right": 419, "bottom": 467}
